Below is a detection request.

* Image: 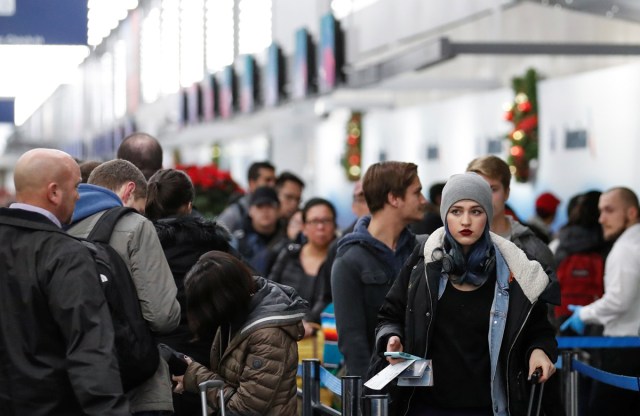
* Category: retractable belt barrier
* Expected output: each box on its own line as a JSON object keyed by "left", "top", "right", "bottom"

{"left": 557, "top": 336, "right": 640, "bottom": 349}
{"left": 296, "top": 337, "right": 640, "bottom": 416}
{"left": 571, "top": 358, "right": 640, "bottom": 392}
{"left": 558, "top": 337, "right": 640, "bottom": 416}
{"left": 297, "top": 363, "right": 343, "bottom": 396}
{"left": 555, "top": 336, "right": 640, "bottom": 389}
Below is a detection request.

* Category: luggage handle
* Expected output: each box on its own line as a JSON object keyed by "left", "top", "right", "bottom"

{"left": 527, "top": 368, "right": 545, "bottom": 416}
{"left": 199, "top": 380, "right": 226, "bottom": 416}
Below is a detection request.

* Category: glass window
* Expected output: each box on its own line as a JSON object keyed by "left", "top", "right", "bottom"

{"left": 238, "top": 0, "right": 272, "bottom": 55}
{"left": 205, "top": 0, "right": 234, "bottom": 72}
{"left": 113, "top": 40, "right": 127, "bottom": 118}
{"left": 141, "top": 7, "right": 162, "bottom": 103}
{"left": 160, "top": 0, "right": 180, "bottom": 94}
{"left": 180, "top": 0, "right": 205, "bottom": 87}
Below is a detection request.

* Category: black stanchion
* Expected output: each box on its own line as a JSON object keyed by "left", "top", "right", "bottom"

{"left": 301, "top": 359, "right": 341, "bottom": 416}
{"left": 341, "top": 375, "right": 361, "bottom": 416}
{"left": 363, "top": 394, "right": 388, "bottom": 416}
{"left": 562, "top": 351, "right": 579, "bottom": 416}
{"left": 302, "top": 359, "right": 320, "bottom": 416}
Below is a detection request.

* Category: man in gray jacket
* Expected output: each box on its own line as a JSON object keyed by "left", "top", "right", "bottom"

{"left": 68, "top": 159, "right": 180, "bottom": 416}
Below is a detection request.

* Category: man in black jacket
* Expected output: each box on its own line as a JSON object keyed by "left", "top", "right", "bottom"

{"left": 0, "top": 149, "right": 129, "bottom": 416}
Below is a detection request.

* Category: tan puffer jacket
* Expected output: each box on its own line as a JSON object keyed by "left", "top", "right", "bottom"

{"left": 184, "top": 276, "right": 306, "bottom": 415}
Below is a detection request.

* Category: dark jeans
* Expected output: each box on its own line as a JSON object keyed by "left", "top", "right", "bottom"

{"left": 587, "top": 348, "right": 640, "bottom": 416}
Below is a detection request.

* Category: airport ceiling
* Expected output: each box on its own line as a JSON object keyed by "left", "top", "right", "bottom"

{"left": 1, "top": 0, "right": 640, "bottom": 126}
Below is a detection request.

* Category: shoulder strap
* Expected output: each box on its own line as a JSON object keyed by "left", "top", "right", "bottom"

{"left": 87, "top": 207, "right": 137, "bottom": 243}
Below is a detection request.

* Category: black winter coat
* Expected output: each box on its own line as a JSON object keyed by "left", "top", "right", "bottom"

{"left": 154, "top": 215, "right": 235, "bottom": 363}
{"left": 373, "top": 232, "right": 562, "bottom": 416}
{"left": 0, "top": 208, "right": 129, "bottom": 416}
{"left": 269, "top": 243, "right": 332, "bottom": 323}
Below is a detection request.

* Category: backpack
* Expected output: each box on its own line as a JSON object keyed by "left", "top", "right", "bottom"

{"left": 555, "top": 252, "right": 604, "bottom": 318}
{"left": 81, "top": 207, "right": 160, "bottom": 391}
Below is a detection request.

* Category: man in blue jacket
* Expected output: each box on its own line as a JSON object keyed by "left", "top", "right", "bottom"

{"left": 331, "top": 161, "right": 427, "bottom": 377}
{"left": 67, "top": 159, "right": 180, "bottom": 415}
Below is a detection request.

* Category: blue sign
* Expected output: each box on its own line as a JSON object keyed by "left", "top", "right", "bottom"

{"left": 293, "top": 28, "right": 315, "bottom": 99}
{"left": 0, "top": 0, "right": 87, "bottom": 45}
{"left": 240, "top": 55, "right": 257, "bottom": 113}
{"left": 319, "top": 13, "right": 342, "bottom": 93}
{"left": 218, "top": 66, "right": 236, "bottom": 119}
{"left": 264, "top": 43, "right": 283, "bottom": 107}
{"left": 0, "top": 99, "right": 15, "bottom": 123}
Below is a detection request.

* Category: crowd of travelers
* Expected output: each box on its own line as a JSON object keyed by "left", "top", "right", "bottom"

{"left": 0, "top": 132, "right": 638, "bottom": 416}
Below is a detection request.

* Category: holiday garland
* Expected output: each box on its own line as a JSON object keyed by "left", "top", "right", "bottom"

{"left": 343, "top": 111, "right": 363, "bottom": 181}
{"left": 504, "top": 69, "right": 539, "bottom": 182}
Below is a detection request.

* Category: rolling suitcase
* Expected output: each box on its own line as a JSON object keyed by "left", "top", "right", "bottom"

{"left": 199, "top": 380, "right": 226, "bottom": 416}
{"left": 527, "top": 368, "right": 545, "bottom": 416}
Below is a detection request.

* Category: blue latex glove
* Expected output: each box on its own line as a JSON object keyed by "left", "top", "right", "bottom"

{"left": 560, "top": 305, "right": 585, "bottom": 334}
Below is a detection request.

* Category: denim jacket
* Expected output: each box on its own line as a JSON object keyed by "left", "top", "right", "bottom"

{"left": 374, "top": 228, "right": 557, "bottom": 416}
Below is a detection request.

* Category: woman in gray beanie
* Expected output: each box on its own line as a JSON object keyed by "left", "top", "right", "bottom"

{"left": 370, "top": 172, "right": 560, "bottom": 416}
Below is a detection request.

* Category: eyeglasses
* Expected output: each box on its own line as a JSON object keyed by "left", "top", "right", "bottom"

{"left": 305, "top": 218, "right": 334, "bottom": 227}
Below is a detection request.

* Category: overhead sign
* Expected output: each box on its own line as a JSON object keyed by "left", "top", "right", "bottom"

{"left": 0, "top": 0, "right": 87, "bottom": 45}
{"left": 0, "top": 98, "right": 14, "bottom": 123}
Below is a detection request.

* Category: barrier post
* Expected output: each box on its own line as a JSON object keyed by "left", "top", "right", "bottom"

{"left": 363, "top": 394, "right": 388, "bottom": 416}
{"left": 341, "top": 375, "right": 361, "bottom": 416}
{"left": 302, "top": 359, "right": 321, "bottom": 416}
{"left": 562, "top": 351, "right": 579, "bottom": 416}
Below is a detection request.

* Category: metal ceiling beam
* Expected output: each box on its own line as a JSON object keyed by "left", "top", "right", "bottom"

{"left": 450, "top": 41, "right": 640, "bottom": 56}
{"left": 346, "top": 38, "right": 455, "bottom": 88}
{"left": 347, "top": 37, "right": 640, "bottom": 88}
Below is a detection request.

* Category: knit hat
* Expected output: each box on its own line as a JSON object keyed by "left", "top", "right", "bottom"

{"left": 535, "top": 192, "right": 560, "bottom": 217}
{"left": 440, "top": 173, "right": 493, "bottom": 225}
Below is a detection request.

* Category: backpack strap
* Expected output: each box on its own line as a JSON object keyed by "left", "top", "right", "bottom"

{"left": 87, "top": 207, "right": 138, "bottom": 243}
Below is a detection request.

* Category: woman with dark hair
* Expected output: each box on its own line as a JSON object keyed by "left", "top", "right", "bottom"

{"left": 146, "top": 169, "right": 235, "bottom": 357}
{"left": 146, "top": 169, "right": 237, "bottom": 415}
{"left": 552, "top": 190, "right": 610, "bottom": 327}
{"left": 372, "top": 173, "right": 559, "bottom": 416}
{"left": 269, "top": 197, "right": 337, "bottom": 335}
{"left": 174, "top": 251, "right": 307, "bottom": 415}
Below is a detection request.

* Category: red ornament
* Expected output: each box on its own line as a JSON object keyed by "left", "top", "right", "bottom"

{"left": 504, "top": 110, "right": 514, "bottom": 121}
{"left": 510, "top": 145, "right": 525, "bottom": 158}
{"left": 517, "top": 101, "right": 532, "bottom": 113}
{"left": 516, "top": 115, "right": 538, "bottom": 133}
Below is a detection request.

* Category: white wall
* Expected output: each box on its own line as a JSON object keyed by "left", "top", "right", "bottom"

{"left": 537, "top": 61, "right": 640, "bottom": 229}
{"left": 362, "top": 87, "right": 512, "bottom": 191}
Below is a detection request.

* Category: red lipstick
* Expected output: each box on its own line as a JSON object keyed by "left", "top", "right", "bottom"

{"left": 460, "top": 229, "right": 472, "bottom": 236}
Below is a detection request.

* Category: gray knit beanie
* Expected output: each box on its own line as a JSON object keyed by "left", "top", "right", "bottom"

{"left": 440, "top": 172, "right": 493, "bottom": 225}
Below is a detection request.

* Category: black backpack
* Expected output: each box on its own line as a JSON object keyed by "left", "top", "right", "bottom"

{"left": 81, "top": 207, "right": 160, "bottom": 391}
